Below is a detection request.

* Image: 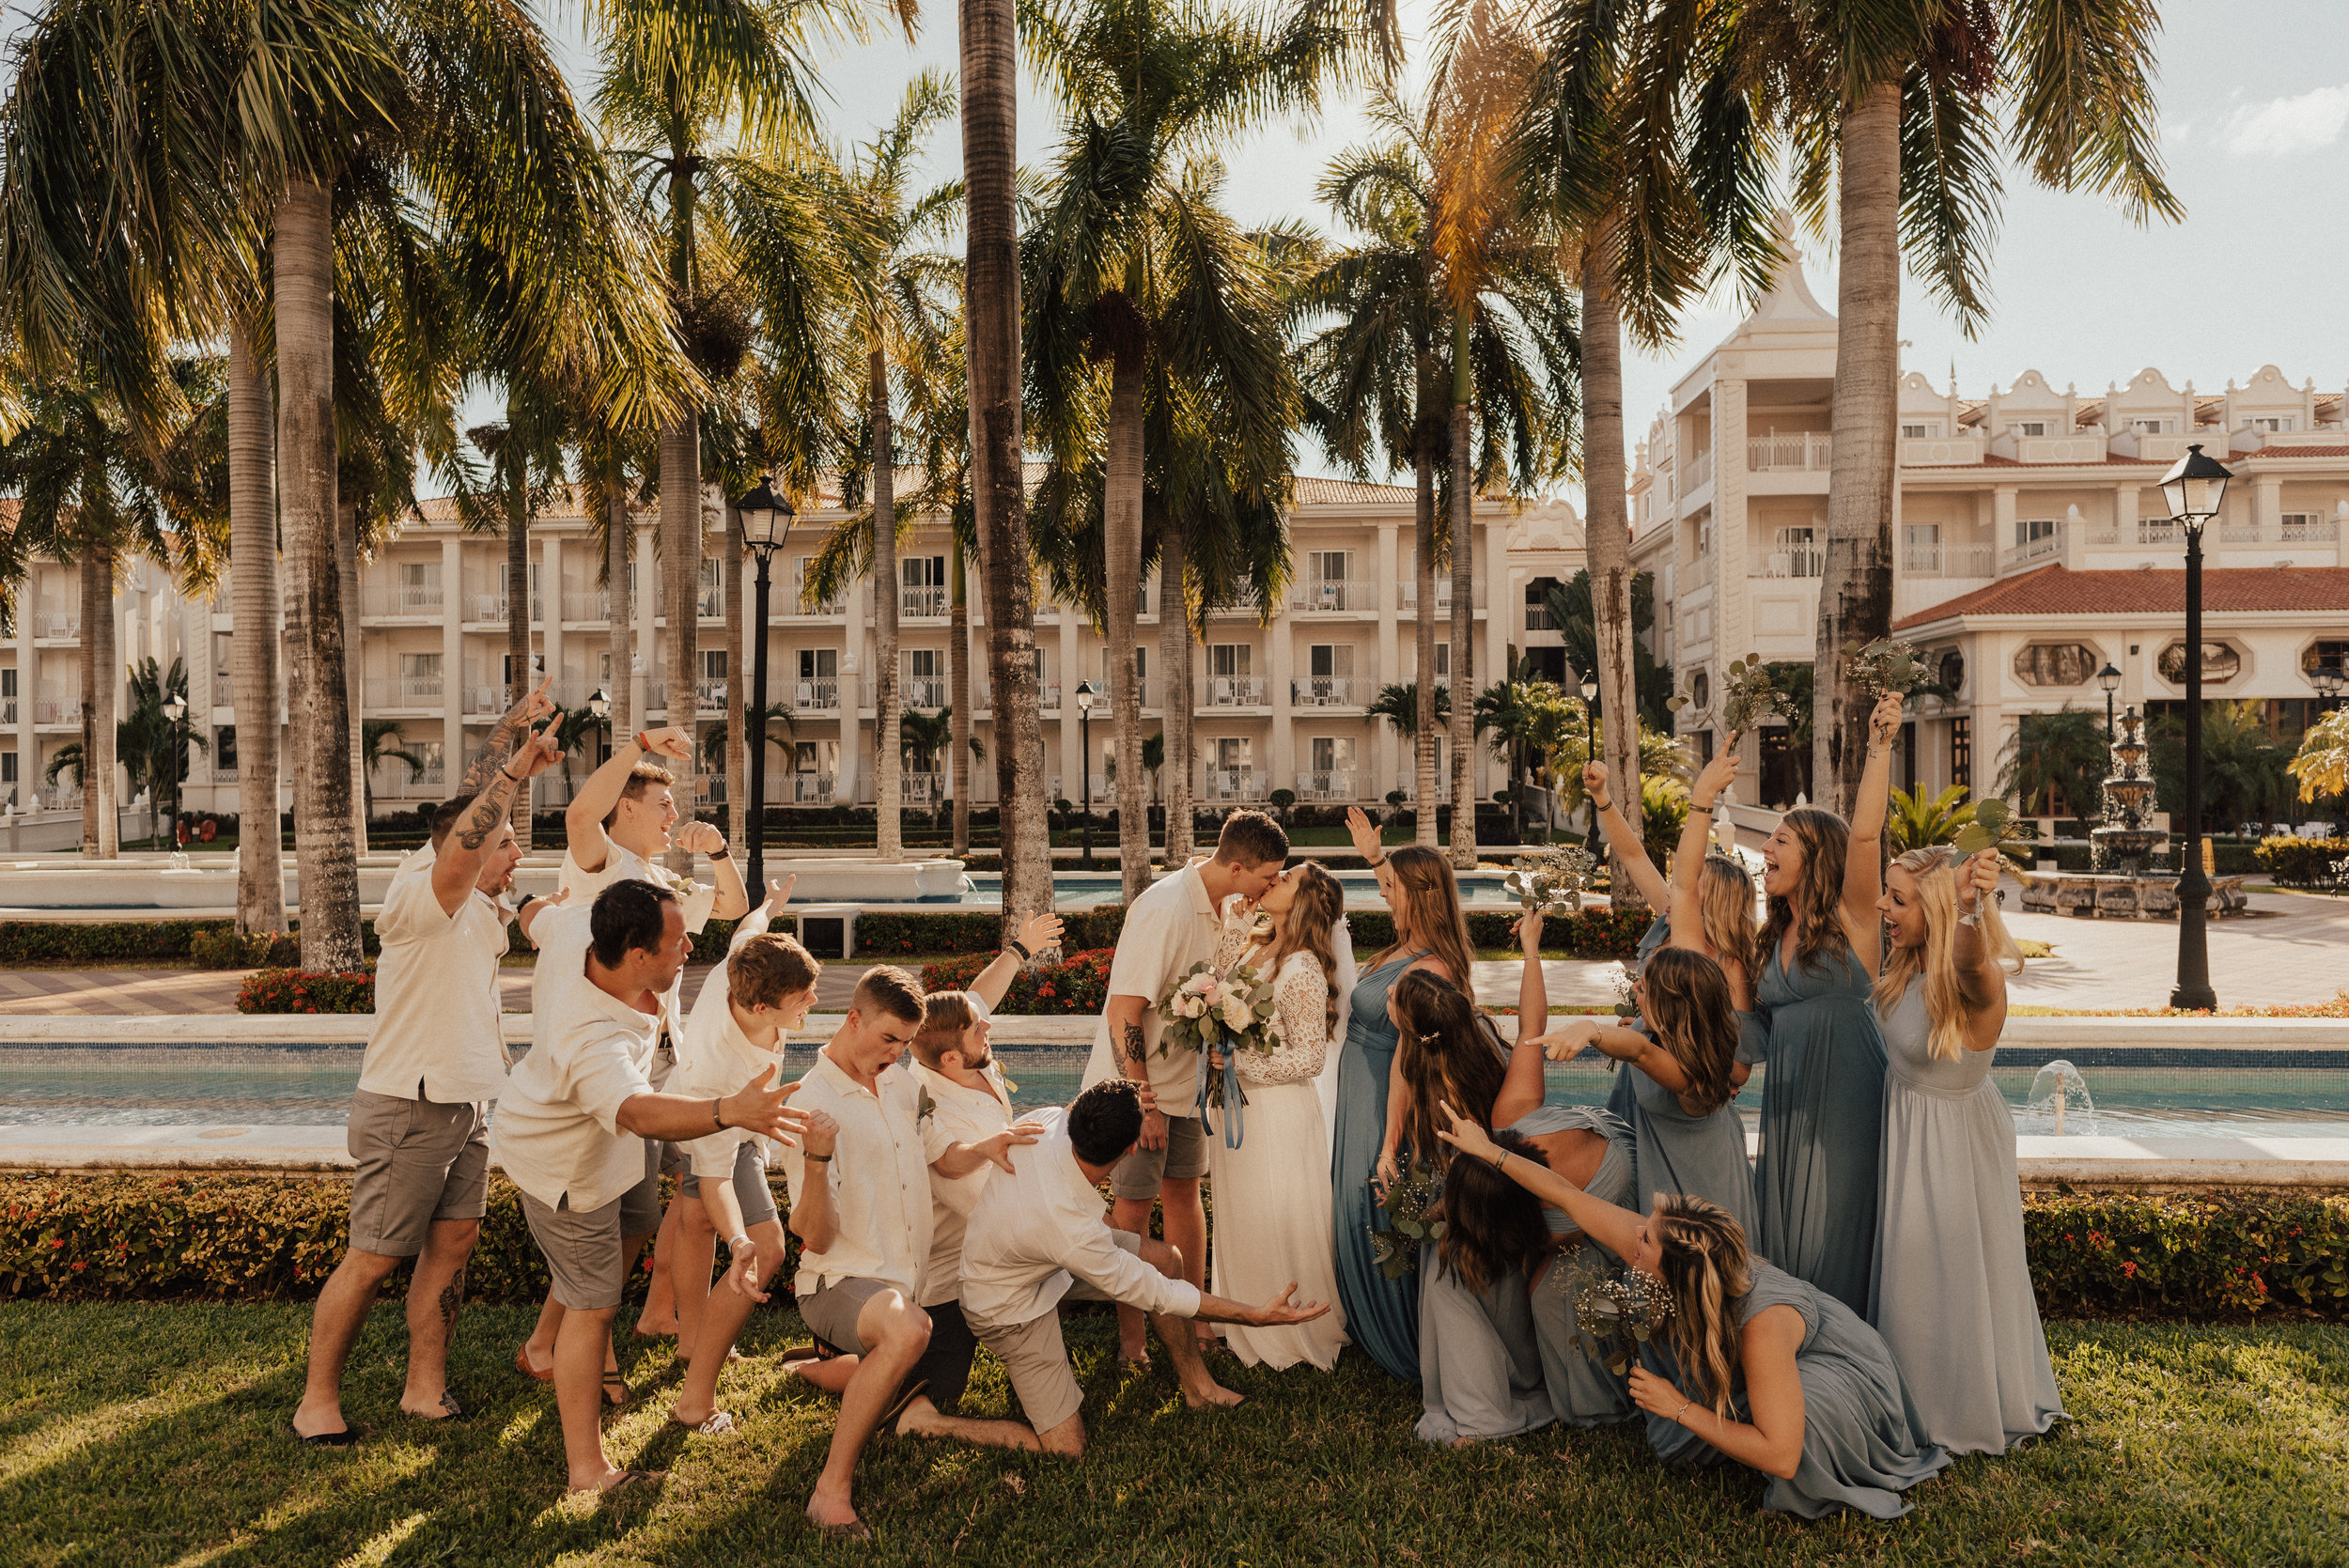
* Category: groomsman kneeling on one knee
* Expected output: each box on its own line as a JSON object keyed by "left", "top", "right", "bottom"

{"left": 959, "top": 1079, "right": 1331, "bottom": 1458}
{"left": 490, "top": 880, "right": 806, "bottom": 1496}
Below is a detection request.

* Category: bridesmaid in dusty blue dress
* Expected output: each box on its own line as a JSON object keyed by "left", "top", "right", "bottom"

{"left": 1333, "top": 810, "right": 1482, "bottom": 1382}
{"left": 1750, "top": 695, "right": 1904, "bottom": 1315}
{"left": 1436, "top": 1108, "right": 1950, "bottom": 1522}
{"left": 1870, "top": 845, "right": 2065, "bottom": 1453}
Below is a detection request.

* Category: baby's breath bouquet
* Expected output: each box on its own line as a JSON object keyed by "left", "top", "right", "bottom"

{"left": 1607, "top": 962, "right": 1639, "bottom": 1019}
{"left": 1668, "top": 655, "right": 1787, "bottom": 733}
{"left": 1845, "top": 636, "right": 1930, "bottom": 698}
{"left": 1502, "top": 846, "right": 1597, "bottom": 914}
{"left": 1569, "top": 1265, "right": 1677, "bottom": 1375}
{"left": 1366, "top": 1159, "right": 1446, "bottom": 1281}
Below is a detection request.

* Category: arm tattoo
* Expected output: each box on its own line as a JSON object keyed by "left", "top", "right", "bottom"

{"left": 451, "top": 713, "right": 522, "bottom": 797}
{"left": 1121, "top": 1021, "right": 1149, "bottom": 1079}
{"left": 454, "top": 772, "right": 516, "bottom": 850}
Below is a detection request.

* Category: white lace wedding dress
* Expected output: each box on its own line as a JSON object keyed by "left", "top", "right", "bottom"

{"left": 1206, "top": 898, "right": 1351, "bottom": 1371}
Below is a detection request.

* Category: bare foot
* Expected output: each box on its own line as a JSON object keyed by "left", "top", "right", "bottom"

{"left": 1181, "top": 1380, "right": 1245, "bottom": 1410}
{"left": 567, "top": 1465, "right": 665, "bottom": 1496}
{"left": 289, "top": 1398, "right": 351, "bottom": 1440}
{"left": 896, "top": 1401, "right": 1043, "bottom": 1451}
{"left": 397, "top": 1390, "right": 461, "bottom": 1421}
{"left": 631, "top": 1319, "right": 677, "bottom": 1341}
{"left": 806, "top": 1493, "right": 869, "bottom": 1539}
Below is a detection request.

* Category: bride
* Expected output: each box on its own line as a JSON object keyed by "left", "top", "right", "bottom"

{"left": 1205, "top": 862, "right": 1352, "bottom": 1371}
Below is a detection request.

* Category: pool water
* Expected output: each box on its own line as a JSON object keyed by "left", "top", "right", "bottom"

{"left": 5, "top": 1048, "right": 2345, "bottom": 1141}
{"left": 956, "top": 871, "right": 1520, "bottom": 908}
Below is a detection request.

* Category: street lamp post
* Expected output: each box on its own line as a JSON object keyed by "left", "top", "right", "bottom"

{"left": 1579, "top": 674, "right": 1600, "bottom": 851}
{"left": 2157, "top": 443, "right": 2231, "bottom": 1011}
{"left": 162, "top": 692, "right": 187, "bottom": 846}
{"left": 2098, "top": 660, "right": 2122, "bottom": 746}
{"left": 2313, "top": 664, "right": 2346, "bottom": 713}
{"left": 733, "top": 476, "right": 796, "bottom": 895}
{"left": 1075, "top": 680, "right": 1101, "bottom": 868}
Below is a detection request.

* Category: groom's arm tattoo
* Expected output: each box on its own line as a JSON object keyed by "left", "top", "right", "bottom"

{"left": 1121, "top": 1021, "right": 1149, "bottom": 1079}
{"left": 455, "top": 771, "right": 518, "bottom": 851}
{"left": 452, "top": 710, "right": 525, "bottom": 797}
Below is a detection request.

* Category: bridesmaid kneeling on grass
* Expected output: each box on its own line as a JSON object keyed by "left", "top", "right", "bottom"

{"left": 1435, "top": 1102, "right": 1951, "bottom": 1522}
{"left": 1870, "top": 845, "right": 2065, "bottom": 1455}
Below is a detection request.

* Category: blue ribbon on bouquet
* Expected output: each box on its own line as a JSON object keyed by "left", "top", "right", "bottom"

{"left": 1195, "top": 1042, "right": 1249, "bottom": 1150}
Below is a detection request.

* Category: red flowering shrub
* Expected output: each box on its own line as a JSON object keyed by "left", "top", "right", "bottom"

{"left": 235, "top": 969, "right": 375, "bottom": 1015}
{"left": 921, "top": 948, "right": 1115, "bottom": 1015}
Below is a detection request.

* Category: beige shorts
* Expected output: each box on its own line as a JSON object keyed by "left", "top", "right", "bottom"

{"left": 970, "top": 1229, "right": 1145, "bottom": 1435}
{"left": 345, "top": 1090, "right": 489, "bottom": 1258}
{"left": 1108, "top": 1113, "right": 1208, "bottom": 1199}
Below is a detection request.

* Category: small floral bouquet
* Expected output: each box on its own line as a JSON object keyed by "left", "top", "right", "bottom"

{"left": 1567, "top": 1265, "right": 1676, "bottom": 1375}
{"left": 1502, "top": 846, "right": 1597, "bottom": 914}
{"left": 1157, "top": 960, "right": 1283, "bottom": 1114}
{"left": 1845, "top": 636, "right": 1930, "bottom": 698}
{"left": 1668, "top": 655, "right": 1787, "bottom": 732}
{"left": 1366, "top": 1159, "right": 1446, "bottom": 1281}
{"left": 1607, "top": 961, "right": 1639, "bottom": 1019}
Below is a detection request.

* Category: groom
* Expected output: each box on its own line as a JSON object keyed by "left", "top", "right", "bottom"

{"left": 1081, "top": 809, "right": 1288, "bottom": 1360}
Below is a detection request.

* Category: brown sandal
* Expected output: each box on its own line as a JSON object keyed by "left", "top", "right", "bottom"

{"left": 515, "top": 1345, "right": 552, "bottom": 1383}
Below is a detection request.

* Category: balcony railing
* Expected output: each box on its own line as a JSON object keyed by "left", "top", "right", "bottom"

{"left": 1396, "top": 774, "right": 1451, "bottom": 802}
{"left": 902, "top": 771, "right": 944, "bottom": 805}
{"left": 1290, "top": 580, "right": 1377, "bottom": 613}
{"left": 2137, "top": 519, "right": 2180, "bottom": 546}
{"left": 463, "top": 683, "right": 510, "bottom": 714}
{"left": 1903, "top": 543, "right": 1995, "bottom": 579}
{"left": 1681, "top": 446, "right": 1713, "bottom": 492}
{"left": 31, "top": 608, "right": 78, "bottom": 639}
{"left": 791, "top": 773, "right": 837, "bottom": 803}
{"left": 1397, "top": 580, "right": 1482, "bottom": 610}
{"left": 794, "top": 677, "right": 840, "bottom": 710}
{"left": 212, "top": 674, "right": 234, "bottom": 706}
{"left": 1295, "top": 769, "right": 1357, "bottom": 801}
{"left": 0, "top": 699, "right": 13, "bottom": 725}
{"left": 1200, "top": 675, "right": 1268, "bottom": 707}
{"left": 1200, "top": 768, "right": 1265, "bottom": 801}
{"left": 561, "top": 589, "right": 610, "bottom": 622}
{"left": 1685, "top": 553, "right": 1716, "bottom": 591}
{"left": 1094, "top": 680, "right": 1151, "bottom": 713}
{"left": 366, "top": 676, "right": 445, "bottom": 708}
{"left": 900, "top": 584, "right": 948, "bottom": 618}
{"left": 789, "top": 593, "right": 848, "bottom": 616}
{"left": 902, "top": 676, "right": 948, "bottom": 708}
{"left": 2001, "top": 531, "right": 2064, "bottom": 572}
{"left": 1746, "top": 433, "right": 1832, "bottom": 472}
{"left": 1900, "top": 434, "right": 1985, "bottom": 467}
{"left": 699, "top": 585, "right": 724, "bottom": 618}
{"left": 1526, "top": 604, "right": 1556, "bottom": 630}
{"left": 2221, "top": 519, "right": 2263, "bottom": 543}
{"left": 361, "top": 584, "right": 444, "bottom": 617}
{"left": 31, "top": 688, "right": 74, "bottom": 725}
{"left": 371, "top": 759, "right": 444, "bottom": 796}
{"left": 465, "top": 594, "right": 542, "bottom": 625}
{"left": 1206, "top": 588, "right": 1263, "bottom": 618}
{"left": 695, "top": 678, "right": 727, "bottom": 713}
{"left": 1752, "top": 546, "right": 1825, "bottom": 579}
{"left": 2282, "top": 516, "right": 2341, "bottom": 543}
{"left": 1292, "top": 677, "right": 1366, "bottom": 707}
{"left": 211, "top": 766, "right": 238, "bottom": 783}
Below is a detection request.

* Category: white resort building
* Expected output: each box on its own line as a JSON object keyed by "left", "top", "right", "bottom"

{"left": 1629, "top": 236, "right": 2349, "bottom": 812}
{"left": 2, "top": 479, "right": 1587, "bottom": 821}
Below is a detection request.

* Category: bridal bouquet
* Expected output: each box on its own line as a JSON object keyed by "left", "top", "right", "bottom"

{"left": 1844, "top": 636, "right": 1930, "bottom": 698}
{"left": 1366, "top": 1159, "right": 1446, "bottom": 1281}
{"left": 1158, "top": 962, "right": 1283, "bottom": 1140}
{"left": 1503, "top": 846, "right": 1598, "bottom": 914}
{"left": 1567, "top": 1265, "right": 1676, "bottom": 1375}
{"left": 1667, "top": 655, "right": 1787, "bottom": 732}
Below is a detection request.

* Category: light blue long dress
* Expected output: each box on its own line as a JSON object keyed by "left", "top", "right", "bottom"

{"left": 1602, "top": 915, "right": 1760, "bottom": 1231}
{"left": 1331, "top": 948, "right": 1427, "bottom": 1383}
{"left": 1520, "top": 1105, "right": 1640, "bottom": 1427}
{"left": 1648, "top": 1260, "right": 1952, "bottom": 1520}
{"left": 1603, "top": 915, "right": 1676, "bottom": 1122}
{"left": 1751, "top": 941, "right": 1888, "bottom": 1314}
{"left": 1870, "top": 978, "right": 2064, "bottom": 1453}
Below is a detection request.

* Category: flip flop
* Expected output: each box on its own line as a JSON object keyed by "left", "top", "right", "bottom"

{"left": 669, "top": 1409, "right": 737, "bottom": 1436}
{"left": 515, "top": 1345, "right": 553, "bottom": 1384}
{"left": 808, "top": 1514, "right": 875, "bottom": 1543}
{"left": 601, "top": 1373, "right": 633, "bottom": 1409}
{"left": 291, "top": 1421, "right": 361, "bottom": 1447}
{"left": 775, "top": 1342, "right": 825, "bottom": 1367}
{"left": 570, "top": 1467, "right": 666, "bottom": 1498}
{"left": 878, "top": 1378, "right": 929, "bottom": 1432}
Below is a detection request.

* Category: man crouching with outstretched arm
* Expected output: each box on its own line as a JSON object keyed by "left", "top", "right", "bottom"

{"left": 958, "top": 1079, "right": 1331, "bottom": 1458}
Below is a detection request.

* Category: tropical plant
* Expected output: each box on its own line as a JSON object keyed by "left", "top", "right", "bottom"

{"left": 1368, "top": 681, "right": 1454, "bottom": 740}
{"left": 1886, "top": 783, "right": 1976, "bottom": 854}
{"left": 2289, "top": 707, "right": 2349, "bottom": 804}
{"left": 2150, "top": 703, "right": 2297, "bottom": 836}
{"left": 360, "top": 720, "right": 428, "bottom": 819}
{"left": 1141, "top": 731, "right": 1165, "bottom": 806}
{"left": 1999, "top": 706, "right": 2111, "bottom": 821}
{"left": 900, "top": 707, "right": 955, "bottom": 776}
{"left": 1474, "top": 668, "right": 1579, "bottom": 838}
{"left": 1543, "top": 573, "right": 1674, "bottom": 735}
{"left": 548, "top": 702, "right": 611, "bottom": 806}
{"left": 700, "top": 701, "right": 796, "bottom": 786}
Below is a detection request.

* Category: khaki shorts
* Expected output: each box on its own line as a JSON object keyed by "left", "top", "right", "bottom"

{"left": 345, "top": 1090, "right": 490, "bottom": 1258}
{"left": 800, "top": 1275, "right": 904, "bottom": 1352}
{"left": 1108, "top": 1113, "right": 1208, "bottom": 1199}
{"left": 970, "top": 1229, "right": 1145, "bottom": 1435}
{"left": 682, "top": 1140, "right": 779, "bottom": 1228}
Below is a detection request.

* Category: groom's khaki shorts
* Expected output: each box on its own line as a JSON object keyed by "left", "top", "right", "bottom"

{"left": 970, "top": 1230, "right": 1147, "bottom": 1434}
{"left": 1108, "top": 1113, "right": 1207, "bottom": 1198}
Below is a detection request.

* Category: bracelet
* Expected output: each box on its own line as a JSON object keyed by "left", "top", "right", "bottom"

{"left": 633, "top": 731, "right": 653, "bottom": 753}
{"left": 1364, "top": 852, "right": 1386, "bottom": 869}
{"left": 1006, "top": 938, "right": 1032, "bottom": 961}
{"left": 727, "top": 1234, "right": 753, "bottom": 1253}
{"left": 1488, "top": 1149, "right": 1507, "bottom": 1172}
{"left": 1673, "top": 1399, "right": 1691, "bottom": 1424}
{"left": 1692, "top": 798, "right": 1717, "bottom": 813}
{"left": 803, "top": 1151, "right": 832, "bottom": 1163}
{"left": 710, "top": 1097, "right": 725, "bottom": 1130}
{"left": 500, "top": 767, "right": 526, "bottom": 784}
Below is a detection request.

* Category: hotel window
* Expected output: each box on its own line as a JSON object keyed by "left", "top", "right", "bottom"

{"left": 1310, "top": 736, "right": 1357, "bottom": 773}
{"left": 1950, "top": 716, "right": 1970, "bottom": 791}
{"left": 2015, "top": 421, "right": 2048, "bottom": 438}
{"left": 216, "top": 726, "right": 239, "bottom": 770}
{"left": 798, "top": 647, "right": 838, "bottom": 679}
{"left": 1899, "top": 421, "right": 1943, "bottom": 439}
{"left": 2130, "top": 418, "right": 2175, "bottom": 435}
{"left": 2249, "top": 416, "right": 2296, "bottom": 433}
{"left": 700, "top": 648, "right": 726, "bottom": 681}
{"left": 1212, "top": 737, "right": 1252, "bottom": 771}
{"left": 2015, "top": 517, "right": 2059, "bottom": 550}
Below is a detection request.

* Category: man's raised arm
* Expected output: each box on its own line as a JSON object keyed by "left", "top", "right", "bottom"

{"left": 451, "top": 675, "right": 553, "bottom": 800}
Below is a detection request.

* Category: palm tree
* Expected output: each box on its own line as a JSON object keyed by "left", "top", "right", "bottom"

{"left": 1367, "top": 680, "right": 1452, "bottom": 744}
{"left": 1626, "top": 2, "right": 2177, "bottom": 812}
{"left": 457, "top": 409, "right": 566, "bottom": 842}
{"left": 361, "top": 719, "right": 428, "bottom": 818}
{"left": 1998, "top": 706, "right": 2109, "bottom": 821}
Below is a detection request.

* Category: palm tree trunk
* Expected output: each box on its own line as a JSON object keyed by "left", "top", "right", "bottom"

{"left": 228, "top": 318, "right": 286, "bottom": 934}
{"left": 277, "top": 173, "right": 362, "bottom": 970}
{"left": 1581, "top": 236, "right": 1642, "bottom": 906}
{"left": 1105, "top": 354, "right": 1147, "bottom": 900}
{"left": 662, "top": 154, "right": 703, "bottom": 871}
{"left": 724, "top": 501, "right": 747, "bottom": 861}
{"left": 338, "top": 500, "right": 366, "bottom": 853}
{"left": 606, "top": 449, "right": 632, "bottom": 739}
{"left": 1159, "top": 520, "right": 1192, "bottom": 863}
{"left": 1413, "top": 437, "right": 1437, "bottom": 846}
{"left": 78, "top": 548, "right": 118, "bottom": 857}
{"left": 872, "top": 349, "right": 903, "bottom": 862}
{"left": 1447, "top": 309, "right": 1476, "bottom": 868}
{"left": 963, "top": 0, "right": 1050, "bottom": 932}
{"left": 950, "top": 542, "right": 971, "bottom": 857}
{"left": 1817, "top": 81, "right": 1901, "bottom": 817}
{"left": 505, "top": 454, "right": 533, "bottom": 845}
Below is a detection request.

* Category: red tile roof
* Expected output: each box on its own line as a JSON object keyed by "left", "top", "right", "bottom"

{"left": 1894, "top": 563, "right": 2349, "bottom": 629}
{"left": 2241, "top": 444, "right": 2349, "bottom": 459}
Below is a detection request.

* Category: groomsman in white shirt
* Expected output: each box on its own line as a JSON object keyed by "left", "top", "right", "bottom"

{"left": 781, "top": 967, "right": 1044, "bottom": 1540}
{"left": 959, "top": 1079, "right": 1330, "bottom": 1457}
{"left": 1082, "top": 810, "right": 1289, "bottom": 1359}
{"left": 291, "top": 720, "right": 564, "bottom": 1443}
{"left": 491, "top": 880, "right": 806, "bottom": 1496}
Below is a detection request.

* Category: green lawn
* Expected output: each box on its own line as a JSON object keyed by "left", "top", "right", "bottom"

{"left": 3, "top": 1304, "right": 2342, "bottom": 1566}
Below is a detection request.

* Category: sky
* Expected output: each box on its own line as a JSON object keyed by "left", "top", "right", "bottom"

{"left": 536, "top": 0, "right": 2349, "bottom": 506}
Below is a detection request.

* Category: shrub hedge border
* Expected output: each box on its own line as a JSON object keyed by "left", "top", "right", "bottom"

{"left": 6, "top": 1172, "right": 2341, "bottom": 1322}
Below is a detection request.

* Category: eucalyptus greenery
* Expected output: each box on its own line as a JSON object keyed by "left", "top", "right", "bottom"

{"left": 1366, "top": 1160, "right": 1446, "bottom": 1281}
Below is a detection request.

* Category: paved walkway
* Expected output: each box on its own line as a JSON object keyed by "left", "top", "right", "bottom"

{"left": 4, "top": 880, "right": 2341, "bottom": 1018}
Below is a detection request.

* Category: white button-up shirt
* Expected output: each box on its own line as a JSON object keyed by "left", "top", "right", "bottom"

{"left": 489, "top": 904, "right": 665, "bottom": 1212}
{"left": 958, "top": 1106, "right": 1204, "bottom": 1329}
{"left": 559, "top": 839, "right": 720, "bottom": 934}
{"left": 1081, "top": 858, "right": 1223, "bottom": 1114}
{"left": 780, "top": 1046, "right": 933, "bottom": 1300}
{"left": 359, "top": 843, "right": 511, "bottom": 1105}
{"left": 911, "top": 1024, "right": 1014, "bottom": 1309}
{"left": 671, "top": 907, "right": 789, "bottom": 1181}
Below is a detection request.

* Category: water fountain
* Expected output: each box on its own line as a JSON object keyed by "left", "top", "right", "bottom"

{"left": 2020, "top": 705, "right": 2251, "bottom": 920}
{"left": 2019, "top": 1060, "right": 2097, "bottom": 1136}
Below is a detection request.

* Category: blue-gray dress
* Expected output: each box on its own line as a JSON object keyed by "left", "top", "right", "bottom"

{"left": 1751, "top": 941, "right": 1888, "bottom": 1314}
{"left": 1602, "top": 915, "right": 1760, "bottom": 1231}
{"left": 1521, "top": 1105, "right": 1640, "bottom": 1427}
{"left": 1603, "top": 915, "right": 1676, "bottom": 1122}
{"left": 1649, "top": 1260, "right": 1952, "bottom": 1519}
{"left": 1331, "top": 948, "right": 1427, "bottom": 1383}
{"left": 1870, "top": 978, "right": 2064, "bottom": 1454}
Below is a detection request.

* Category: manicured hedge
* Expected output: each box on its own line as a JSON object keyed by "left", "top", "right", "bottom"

{"left": 0, "top": 919, "right": 383, "bottom": 966}
{"left": 922, "top": 949, "right": 1116, "bottom": 1015}
{"left": 235, "top": 969, "right": 376, "bottom": 1015}
{"left": 7, "top": 1172, "right": 2341, "bottom": 1321}
{"left": 2253, "top": 834, "right": 2349, "bottom": 887}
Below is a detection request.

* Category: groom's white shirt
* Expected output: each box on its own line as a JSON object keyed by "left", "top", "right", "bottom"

{"left": 1080, "top": 856, "right": 1223, "bottom": 1115}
